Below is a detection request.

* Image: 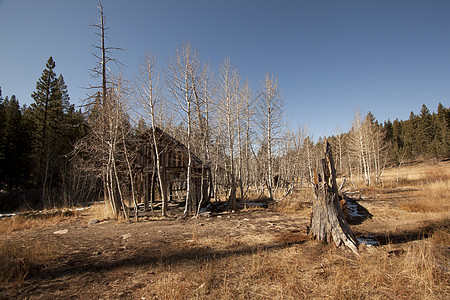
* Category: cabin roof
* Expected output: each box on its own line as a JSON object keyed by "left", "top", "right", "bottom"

{"left": 138, "top": 126, "right": 209, "bottom": 170}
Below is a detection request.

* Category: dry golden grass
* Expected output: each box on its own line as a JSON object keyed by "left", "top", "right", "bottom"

{"left": 254, "top": 186, "right": 314, "bottom": 214}
{"left": 383, "top": 161, "right": 450, "bottom": 186}
{"left": 0, "top": 240, "right": 60, "bottom": 282}
{"left": 399, "top": 179, "right": 450, "bottom": 213}
{"left": 425, "top": 179, "right": 450, "bottom": 200}
{"left": 393, "top": 162, "right": 450, "bottom": 213}
{"left": 138, "top": 163, "right": 450, "bottom": 299}
{"left": 0, "top": 210, "right": 79, "bottom": 235}
{"left": 271, "top": 198, "right": 310, "bottom": 214}
{"left": 1, "top": 163, "right": 448, "bottom": 299}
{"left": 91, "top": 202, "right": 115, "bottom": 220}
{"left": 430, "top": 225, "right": 450, "bottom": 246}
{"left": 0, "top": 210, "right": 77, "bottom": 283}
{"left": 138, "top": 230, "right": 449, "bottom": 300}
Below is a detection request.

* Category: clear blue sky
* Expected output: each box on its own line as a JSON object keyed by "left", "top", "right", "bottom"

{"left": 1, "top": 0, "right": 449, "bottom": 137}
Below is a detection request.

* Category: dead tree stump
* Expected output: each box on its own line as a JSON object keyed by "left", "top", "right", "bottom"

{"left": 309, "top": 142, "right": 359, "bottom": 254}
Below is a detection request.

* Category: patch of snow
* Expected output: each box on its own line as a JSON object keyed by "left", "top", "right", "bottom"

{"left": 347, "top": 201, "right": 364, "bottom": 218}
{"left": 75, "top": 207, "right": 89, "bottom": 211}
{"left": 357, "top": 236, "right": 379, "bottom": 246}
{"left": 0, "top": 206, "right": 90, "bottom": 220}
{"left": 0, "top": 213, "right": 16, "bottom": 218}
{"left": 61, "top": 207, "right": 90, "bottom": 213}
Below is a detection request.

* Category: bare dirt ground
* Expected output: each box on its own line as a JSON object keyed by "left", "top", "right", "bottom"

{"left": 1, "top": 163, "right": 449, "bottom": 299}
{"left": 1, "top": 207, "right": 310, "bottom": 299}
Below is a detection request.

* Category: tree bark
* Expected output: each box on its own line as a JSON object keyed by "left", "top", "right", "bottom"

{"left": 309, "top": 142, "right": 359, "bottom": 254}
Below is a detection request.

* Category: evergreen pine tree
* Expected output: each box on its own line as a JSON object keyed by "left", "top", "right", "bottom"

{"left": 384, "top": 119, "right": 393, "bottom": 142}
{"left": 418, "top": 104, "right": 434, "bottom": 157}
{"left": 0, "top": 92, "right": 5, "bottom": 168}
{"left": 0, "top": 96, "right": 32, "bottom": 191}
{"left": 403, "top": 111, "right": 418, "bottom": 159}
{"left": 434, "top": 102, "right": 450, "bottom": 158}
{"left": 29, "top": 57, "right": 75, "bottom": 207}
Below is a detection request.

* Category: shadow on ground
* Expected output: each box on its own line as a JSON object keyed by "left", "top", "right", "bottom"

{"left": 355, "top": 218, "right": 449, "bottom": 246}
{"left": 31, "top": 236, "right": 308, "bottom": 283}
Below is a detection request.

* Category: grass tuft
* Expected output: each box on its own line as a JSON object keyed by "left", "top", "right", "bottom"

{"left": 0, "top": 240, "right": 59, "bottom": 282}
{"left": 91, "top": 202, "right": 115, "bottom": 220}
{"left": 271, "top": 199, "right": 310, "bottom": 214}
{"left": 0, "top": 210, "right": 78, "bottom": 235}
{"left": 399, "top": 179, "right": 450, "bottom": 213}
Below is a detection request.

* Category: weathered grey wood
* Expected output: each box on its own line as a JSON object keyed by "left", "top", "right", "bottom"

{"left": 143, "top": 173, "right": 149, "bottom": 212}
{"left": 135, "top": 127, "right": 211, "bottom": 216}
{"left": 309, "top": 142, "right": 359, "bottom": 254}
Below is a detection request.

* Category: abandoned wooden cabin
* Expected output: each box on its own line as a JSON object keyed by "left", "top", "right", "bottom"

{"left": 134, "top": 126, "right": 211, "bottom": 215}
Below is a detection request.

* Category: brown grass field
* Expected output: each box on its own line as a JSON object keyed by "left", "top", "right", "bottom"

{"left": 0, "top": 161, "right": 449, "bottom": 299}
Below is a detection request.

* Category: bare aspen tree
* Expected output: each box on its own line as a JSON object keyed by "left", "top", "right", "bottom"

{"left": 336, "top": 126, "right": 343, "bottom": 176}
{"left": 365, "top": 113, "right": 386, "bottom": 184}
{"left": 257, "top": 73, "right": 284, "bottom": 200}
{"left": 302, "top": 124, "right": 315, "bottom": 186}
{"left": 240, "top": 79, "right": 254, "bottom": 202}
{"left": 193, "top": 62, "right": 215, "bottom": 214}
{"left": 135, "top": 51, "right": 169, "bottom": 216}
{"left": 299, "top": 127, "right": 312, "bottom": 187}
{"left": 217, "top": 58, "right": 240, "bottom": 210}
{"left": 278, "top": 125, "right": 311, "bottom": 197}
{"left": 211, "top": 130, "right": 225, "bottom": 202}
{"left": 347, "top": 110, "right": 386, "bottom": 186}
{"left": 108, "top": 76, "right": 131, "bottom": 219}
{"left": 277, "top": 129, "right": 295, "bottom": 198}
{"left": 236, "top": 85, "right": 244, "bottom": 200}
{"left": 349, "top": 109, "right": 370, "bottom": 185}
{"left": 117, "top": 87, "right": 140, "bottom": 220}
{"left": 166, "top": 42, "right": 200, "bottom": 215}
{"left": 121, "top": 122, "right": 139, "bottom": 220}
{"left": 290, "top": 127, "right": 304, "bottom": 186}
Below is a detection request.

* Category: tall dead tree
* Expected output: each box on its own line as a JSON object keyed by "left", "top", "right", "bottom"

{"left": 89, "top": 0, "right": 123, "bottom": 107}
{"left": 78, "top": 0, "right": 127, "bottom": 218}
{"left": 309, "top": 142, "right": 359, "bottom": 254}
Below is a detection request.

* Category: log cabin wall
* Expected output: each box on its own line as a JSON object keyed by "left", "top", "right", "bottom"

{"left": 135, "top": 127, "right": 211, "bottom": 213}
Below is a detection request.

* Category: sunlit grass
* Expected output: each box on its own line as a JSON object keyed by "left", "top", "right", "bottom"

{"left": 138, "top": 229, "right": 449, "bottom": 299}
{"left": 0, "top": 210, "right": 79, "bottom": 235}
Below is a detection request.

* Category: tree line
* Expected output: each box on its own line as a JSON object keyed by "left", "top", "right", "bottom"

{"left": 325, "top": 104, "right": 449, "bottom": 187}
{"left": 1, "top": 53, "right": 448, "bottom": 213}
{"left": 1, "top": 1, "right": 449, "bottom": 213}
{"left": 0, "top": 57, "right": 86, "bottom": 211}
